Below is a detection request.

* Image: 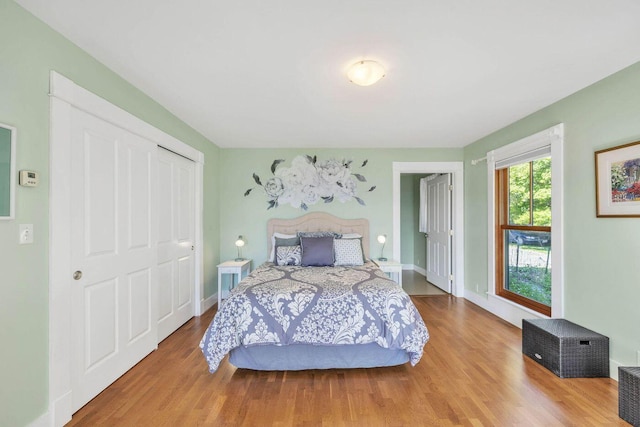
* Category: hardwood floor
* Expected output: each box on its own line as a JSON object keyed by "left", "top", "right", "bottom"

{"left": 67, "top": 296, "right": 626, "bottom": 426}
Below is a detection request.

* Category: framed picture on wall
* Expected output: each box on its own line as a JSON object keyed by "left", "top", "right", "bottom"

{"left": 595, "top": 140, "right": 640, "bottom": 217}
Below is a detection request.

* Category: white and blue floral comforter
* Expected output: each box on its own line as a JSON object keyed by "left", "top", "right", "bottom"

{"left": 200, "top": 261, "right": 430, "bottom": 373}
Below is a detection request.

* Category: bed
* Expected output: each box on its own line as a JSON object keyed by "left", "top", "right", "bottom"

{"left": 200, "top": 212, "right": 429, "bottom": 373}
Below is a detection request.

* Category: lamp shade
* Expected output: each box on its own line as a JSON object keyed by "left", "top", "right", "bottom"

{"left": 377, "top": 234, "right": 387, "bottom": 261}
{"left": 235, "top": 235, "right": 245, "bottom": 261}
{"left": 347, "top": 60, "right": 386, "bottom": 86}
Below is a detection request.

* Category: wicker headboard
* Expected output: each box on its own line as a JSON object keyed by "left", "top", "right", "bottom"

{"left": 267, "top": 212, "right": 370, "bottom": 259}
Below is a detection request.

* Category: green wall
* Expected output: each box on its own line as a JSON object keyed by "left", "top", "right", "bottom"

{"left": 400, "top": 174, "right": 415, "bottom": 264}
{"left": 219, "top": 149, "right": 462, "bottom": 264}
{"left": 412, "top": 175, "right": 427, "bottom": 270}
{"left": 463, "top": 61, "right": 640, "bottom": 368}
{"left": 0, "top": 2, "right": 220, "bottom": 426}
{"left": 399, "top": 174, "right": 428, "bottom": 269}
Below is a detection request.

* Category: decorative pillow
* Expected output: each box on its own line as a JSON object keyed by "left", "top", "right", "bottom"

{"left": 300, "top": 236, "right": 335, "bottom": 267}
{"left": 275, "top": 236, "right": 300, "bottom": 246}
{"left": 334, "top": 238, "right": 365, "bottom": 266}
{"left": 270, "top": 233, "right": 297, "bottom": 262}
{"left": 297, "top": 231, "right": 343, "bottom": 239}
{"left": 276, "top": 245, "right": 302, "bottom": 266}
{"left": 274, "top": 236, "right": 300, "bottom": 261}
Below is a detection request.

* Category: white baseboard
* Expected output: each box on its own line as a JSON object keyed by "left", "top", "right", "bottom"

{"left": 28, "top": 390, "right": 72, "bottom": 427}
{"left": 399, "top": 264, "right": 426, "bottom": 276}
{"left": 200, "top": 293, "right": 217, "bottom": 315}
{"left": 610, "top": 360, "right": 622, "bottom": 381}
{"left": 28, "top": 410, "right": 51, "bottom": 427}
{"left": 53, "top": 391, "right": 72, "bottom": 427}
{"left": 463, "top": 290, "right": 546, "bottom": 328}
{"left": 412, "top": 265, "right": 426, "bottom": 276}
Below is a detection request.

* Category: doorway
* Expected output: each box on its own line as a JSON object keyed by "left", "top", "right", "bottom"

{"left": 392, "top": 162, "right": 464, "bottom": 297}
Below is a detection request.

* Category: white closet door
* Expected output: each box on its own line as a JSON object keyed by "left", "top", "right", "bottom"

{"left": 157, "top": 147, "right": 195, "bottom": 342}
{"left": 70, "top": 108, "right": 158, "bottom": 411}
{"left": 426, "top": 173, "right": 452, "bottom": 293}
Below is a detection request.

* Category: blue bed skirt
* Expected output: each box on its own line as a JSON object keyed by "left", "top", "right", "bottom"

{"left": 229, "top": 343, "right": 410, "bottom": 371}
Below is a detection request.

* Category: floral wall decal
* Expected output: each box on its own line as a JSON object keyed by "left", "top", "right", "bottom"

{"left": 244, "top": 155, "right": 376, "bottom": 210}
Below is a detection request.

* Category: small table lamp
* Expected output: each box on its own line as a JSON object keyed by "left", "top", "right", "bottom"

{"left": 235, "top": 235, "right": 245, "bottom": 261}
{"left": 377, "top": 234, "right": 387, "bottom": 261}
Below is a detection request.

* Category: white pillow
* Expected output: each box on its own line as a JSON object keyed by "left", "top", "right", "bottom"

{"left": 334, "top": 238, "right": 364, "bottom": 266}
{"left": 269, "top": 232, "right": 297, "bottom": 262}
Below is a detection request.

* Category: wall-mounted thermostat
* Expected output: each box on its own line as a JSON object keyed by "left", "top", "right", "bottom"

{"left": 19, "top": 170, "right": 39, "bottom": 187}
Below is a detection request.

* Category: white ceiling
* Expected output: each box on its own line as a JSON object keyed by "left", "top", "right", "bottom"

{"left": 15, "top": 0, "right": 640, "bottom": 149}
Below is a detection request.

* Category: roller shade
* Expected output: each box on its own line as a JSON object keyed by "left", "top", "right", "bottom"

{"left": 495, "top": 145, "right": 551, "bottom": 170}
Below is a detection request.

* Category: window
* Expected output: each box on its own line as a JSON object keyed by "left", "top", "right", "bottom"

{"left": 495, "top": 157, "right": 551, "bottom": 315}
{"left": 487, "top": 124, "right": 563, "bottom": 318}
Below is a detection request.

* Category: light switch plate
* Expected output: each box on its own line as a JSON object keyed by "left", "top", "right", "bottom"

{"left": 19, "top": 224, "right": 33, "bottom": 244}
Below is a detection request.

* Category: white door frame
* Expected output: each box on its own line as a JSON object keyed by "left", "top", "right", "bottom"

{"left": 392, "top": 162, "right": 464, "bottom": 297}
{"left": 48, "top": 71, "right": 204, "bottom": 427}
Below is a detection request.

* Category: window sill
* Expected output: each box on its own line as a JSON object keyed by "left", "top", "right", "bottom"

{"left": 488, "top": 293, "right": 549, "bottom": 317}
{"left": 486, "top": 293, "right": 550, "bottom": 326}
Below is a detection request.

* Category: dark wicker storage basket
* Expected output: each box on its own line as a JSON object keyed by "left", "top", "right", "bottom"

{"left": 619, "top": 366, "right": 640, "bottom": 426}
{"left": 522, "top": 318, "right": 609, "bottom": 378}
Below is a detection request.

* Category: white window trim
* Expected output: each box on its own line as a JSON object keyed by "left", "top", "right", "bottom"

{"left": 486, "top": 123, "right": 564, "bottom": 322}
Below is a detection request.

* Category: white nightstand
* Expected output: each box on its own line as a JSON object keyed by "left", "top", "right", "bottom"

{"left": 217, "top": 259, "right": 251, "bottom": 307}
{"left": 374, "top": 259, "right": 403, "bottom": 286}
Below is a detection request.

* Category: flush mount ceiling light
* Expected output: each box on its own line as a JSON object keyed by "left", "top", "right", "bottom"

{"left": 347, "top": 60, "right": 386, "bottom": 86}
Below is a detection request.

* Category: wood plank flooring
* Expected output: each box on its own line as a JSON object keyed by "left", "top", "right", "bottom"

{"left": 67, "top": 296, "right": 626, "bottom": 426}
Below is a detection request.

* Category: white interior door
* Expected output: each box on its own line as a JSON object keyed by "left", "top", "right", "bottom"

{"left": 426, "top": 173, "right": 452, "bottom": 292}
{"left": 157, "top": 148, "right": 195, "bottom": 342}
{"left": 70, "top": 108, "right": 158, "bottom": 411}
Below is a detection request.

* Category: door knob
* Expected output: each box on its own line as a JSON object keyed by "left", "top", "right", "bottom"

{"left": 73, "top": 271, "right": 83, "bottom": 280}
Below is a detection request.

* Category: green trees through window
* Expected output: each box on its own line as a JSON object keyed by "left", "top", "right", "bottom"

{"left": 508, "top": 158, "right": 551, "bottom": 226}
{"left": 496, "top": 157, "right": 552, "bottom": 315}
